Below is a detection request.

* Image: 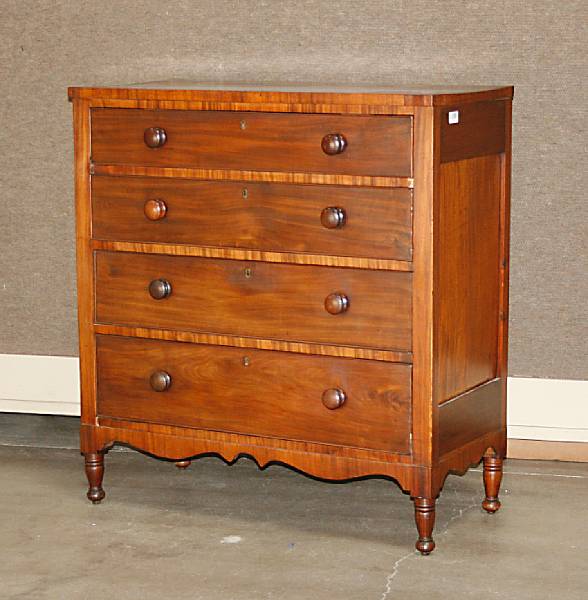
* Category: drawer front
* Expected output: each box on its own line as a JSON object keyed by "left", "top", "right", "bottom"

{"left": 95, "top": 252, "right": 412, "bottom": 351}
{"left": 91, "top": 109, "right": 412, "bottom": 177}
{"left": 92, "top": 177, "right": 413, "bottom": 261}
{"left": 96, "top": 335, "right": 411, "bottom": 452}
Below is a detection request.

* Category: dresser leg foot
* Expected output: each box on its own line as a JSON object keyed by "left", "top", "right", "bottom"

{"left": 413, "top": 497, "right": 436, "bottom": 555}
{"left": 84, "top": 452, "right": 106, "bottom": 504}
{"left": 175, "top": 460, "right": 191, "bottom": 469}
{"left": 482, "top": 453, "right": 503, "bottom": 513}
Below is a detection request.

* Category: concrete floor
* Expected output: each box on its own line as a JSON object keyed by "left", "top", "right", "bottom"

{"left": 0, "top": 414, "right": 587, "bottom": 600}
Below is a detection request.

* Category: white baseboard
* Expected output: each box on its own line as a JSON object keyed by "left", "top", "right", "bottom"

{"left": 506, "top": 377, "right": 587, "bottom": 442}
{"left": 0, "top": 354, "right": 586, "bottom": 442}
{"left": 0, "top": 354, "right": 80, "bottom": 416}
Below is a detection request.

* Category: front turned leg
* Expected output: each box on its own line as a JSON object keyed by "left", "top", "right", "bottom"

{"left": 84, "top": 452, "right": 106, "bottom": 504}
{"left": 413, "top": 497, "right": 436, "bottom": 555}
{"left": 482, "top": 453, "right": 503, "bottom": 513}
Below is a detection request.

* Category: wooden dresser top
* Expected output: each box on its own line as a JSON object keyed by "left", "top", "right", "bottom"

{"left": 69, "top": 80, "right": 513, "bottom": 107}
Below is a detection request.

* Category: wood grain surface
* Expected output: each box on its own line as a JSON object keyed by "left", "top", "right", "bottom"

{"left": 69, "top": 82, "right": 514, "bottom": 108}
{"left": 438, "top": 379, "right": 502, "bottom": 455}
{"left": 434, "top": 155, "right": 501, "bottom": 403}
{"left": 92, "top": 324, "right": 413, "bottom": 363}
{"left": 72, "top": 99, "right": 97, "bottom": 425}
{"left": 82, "top": 422, "right": 428, "bottom": 491}
{"left": 92, "top": 176, "right": 413, "bottom": 261}
{"left": 91, "top": 163, "right": 414, "bottom": 189}
{"left": 439, "top": 101, "right": 506, "bottom": 163}
{"left": 96, "top": 335, "right": 412, "bottom": 452}
{"left": 95, "top": 251, "right": 412, "bottom": 350}
{"left": 91, "top": 239, "right": 413, "bottom": 272}
{"left": 91, "top": 109, "right": 412, "bottom": 177}
{"left": 410, "top": 105, "right": 436, "bottom": 469}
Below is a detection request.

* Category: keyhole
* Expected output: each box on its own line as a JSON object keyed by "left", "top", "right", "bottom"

{"left": 242, "top": 356, "right": 251, "bottom": 367}
{"left": 240, "top": 120, "right": 247, "bottom": 130}
{"left": 244, "top": 268, "right": 252, "bottom": 279}
{"left": 242, "top": 188, "right": 248, "bottom": 199}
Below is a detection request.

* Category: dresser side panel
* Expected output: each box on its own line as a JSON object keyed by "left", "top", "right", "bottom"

{"left": 438, "top": 379, "right": 502, "bottom": 455}
{"left": 439, "top": 101, "right": 507, "bottom": 163}
{"left": 434, "top": 153, "right": 502, "bottom": 404}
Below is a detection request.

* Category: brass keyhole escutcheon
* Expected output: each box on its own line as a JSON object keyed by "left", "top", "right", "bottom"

{"left": 242, "top": 356, "right": 251, "bottom": 367}
{"left": 240, "top": 120, "right": 247, "bottom": 130}
{"left": 242, "top": 188, "right": 248, "bottom": 199}
{"left": 244, "top": 267, "right": 252, "bottom": 279}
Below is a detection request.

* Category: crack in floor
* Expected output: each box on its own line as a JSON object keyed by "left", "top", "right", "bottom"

{"left": 379, "top": 497, "right": 479, "bottom": 600}
{"left": 379, "top": 550, "right": 414, "bottom": 600}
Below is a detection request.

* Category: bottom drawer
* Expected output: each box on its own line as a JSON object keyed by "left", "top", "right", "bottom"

{"left": 96, "top": 335, "right": 412, "bottom": 453}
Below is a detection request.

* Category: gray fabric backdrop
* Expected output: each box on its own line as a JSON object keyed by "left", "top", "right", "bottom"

{"left": 1, "top": 0, "right": 586, "bottom": 379}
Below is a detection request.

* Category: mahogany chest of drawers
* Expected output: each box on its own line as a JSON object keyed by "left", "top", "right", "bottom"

{"left": 69, "top": 82, "right": 513, "bottom": 554}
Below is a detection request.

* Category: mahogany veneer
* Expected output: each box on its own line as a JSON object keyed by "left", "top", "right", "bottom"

{"left": 92, "top": 177, "right": 413, "bottom": 261}
{"left": 94, "top": 251, "right": 412, "bottom": 350}
{"left": 69, "top": 81, "right": 513, "bottom": 554}
{"left": 96, "top": 335, "right": 412, "bottom": 453}
{"left": 91, "top": 109, "right": 412, "bottom": 176}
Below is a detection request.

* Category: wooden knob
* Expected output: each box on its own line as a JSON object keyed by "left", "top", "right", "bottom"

{"left": 144, "top": 199, "right": 167, "bottom": 221}
{"left": 144, "top": 127, "right": 167, "bottom": 148}
{"left": 321, "top": 133, "right": 347, "bottom": 155}
{"left": 149, "top": 370, "right": 171, "bottom": 392}
{"left": 148, "top": 278, "right": 172, "bottom": 300}
{"left": 320, "top": 207, "right": 346, "bottom": 229}
{"left": 324, "top": 292, "right": 349, "bottom": 315}
{"left": 322, "top": 388, "right": 346, "bottom": 410}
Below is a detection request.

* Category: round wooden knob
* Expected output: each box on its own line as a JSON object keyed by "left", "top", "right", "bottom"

{"left": 144, "top": 199, "right": 167, "bottom": 221}
{"left": 320, "top": 207, "right": 346, "bottom": 229}
{"left": 148, "top": 278, "right": 172, "bottom": 300}
{"left": 144, "top": 127, "right": 167, "bottom": 148}
{"left": 321, "top": 133, "right": 347, "bottom": 155}
{"left": 324, "top": 292, "right": 349, "bottom": 315}
{"left": 322, "top": 388, "right": 346, "bottom": 410}
{"left": 149, "top": 370, "right": 171, "bottom": 392}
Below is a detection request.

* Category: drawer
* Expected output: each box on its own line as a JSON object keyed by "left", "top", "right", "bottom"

{"left": 96, "top": 335, "right": 412, "bottom": 452}
{"left": 91, "top": 109, "right": 412, "bottom": 177}
{"left": 95, "top": 251, "right": 412, "bottom": 351}
{"left": 92, "top": 177, "right": 413, "bottom": 261}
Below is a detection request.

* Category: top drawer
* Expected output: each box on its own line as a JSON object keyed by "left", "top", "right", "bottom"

{"left": 91, "top": 109, "right": 412, "bottom": 177}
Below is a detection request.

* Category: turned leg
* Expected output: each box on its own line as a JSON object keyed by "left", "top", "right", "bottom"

{"left": 482, "top": 453, "right": 503, "bottom": 513}
{"left": 84, "top": 452, "right": 106, "bottom": 504}
{"left": 413, "top": 497, "right": 436, "bottom": 555}
{"left": 175, "top": 460, "right": 191, "bottom": 469}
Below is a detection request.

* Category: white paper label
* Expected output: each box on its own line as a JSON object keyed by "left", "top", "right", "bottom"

{"left": 448, "top": 110, "right": 459, "bottom": 124}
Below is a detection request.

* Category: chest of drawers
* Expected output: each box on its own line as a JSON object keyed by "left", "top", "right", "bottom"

{"left": 69, "top": 82, "right": 513, "bottom": 554}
